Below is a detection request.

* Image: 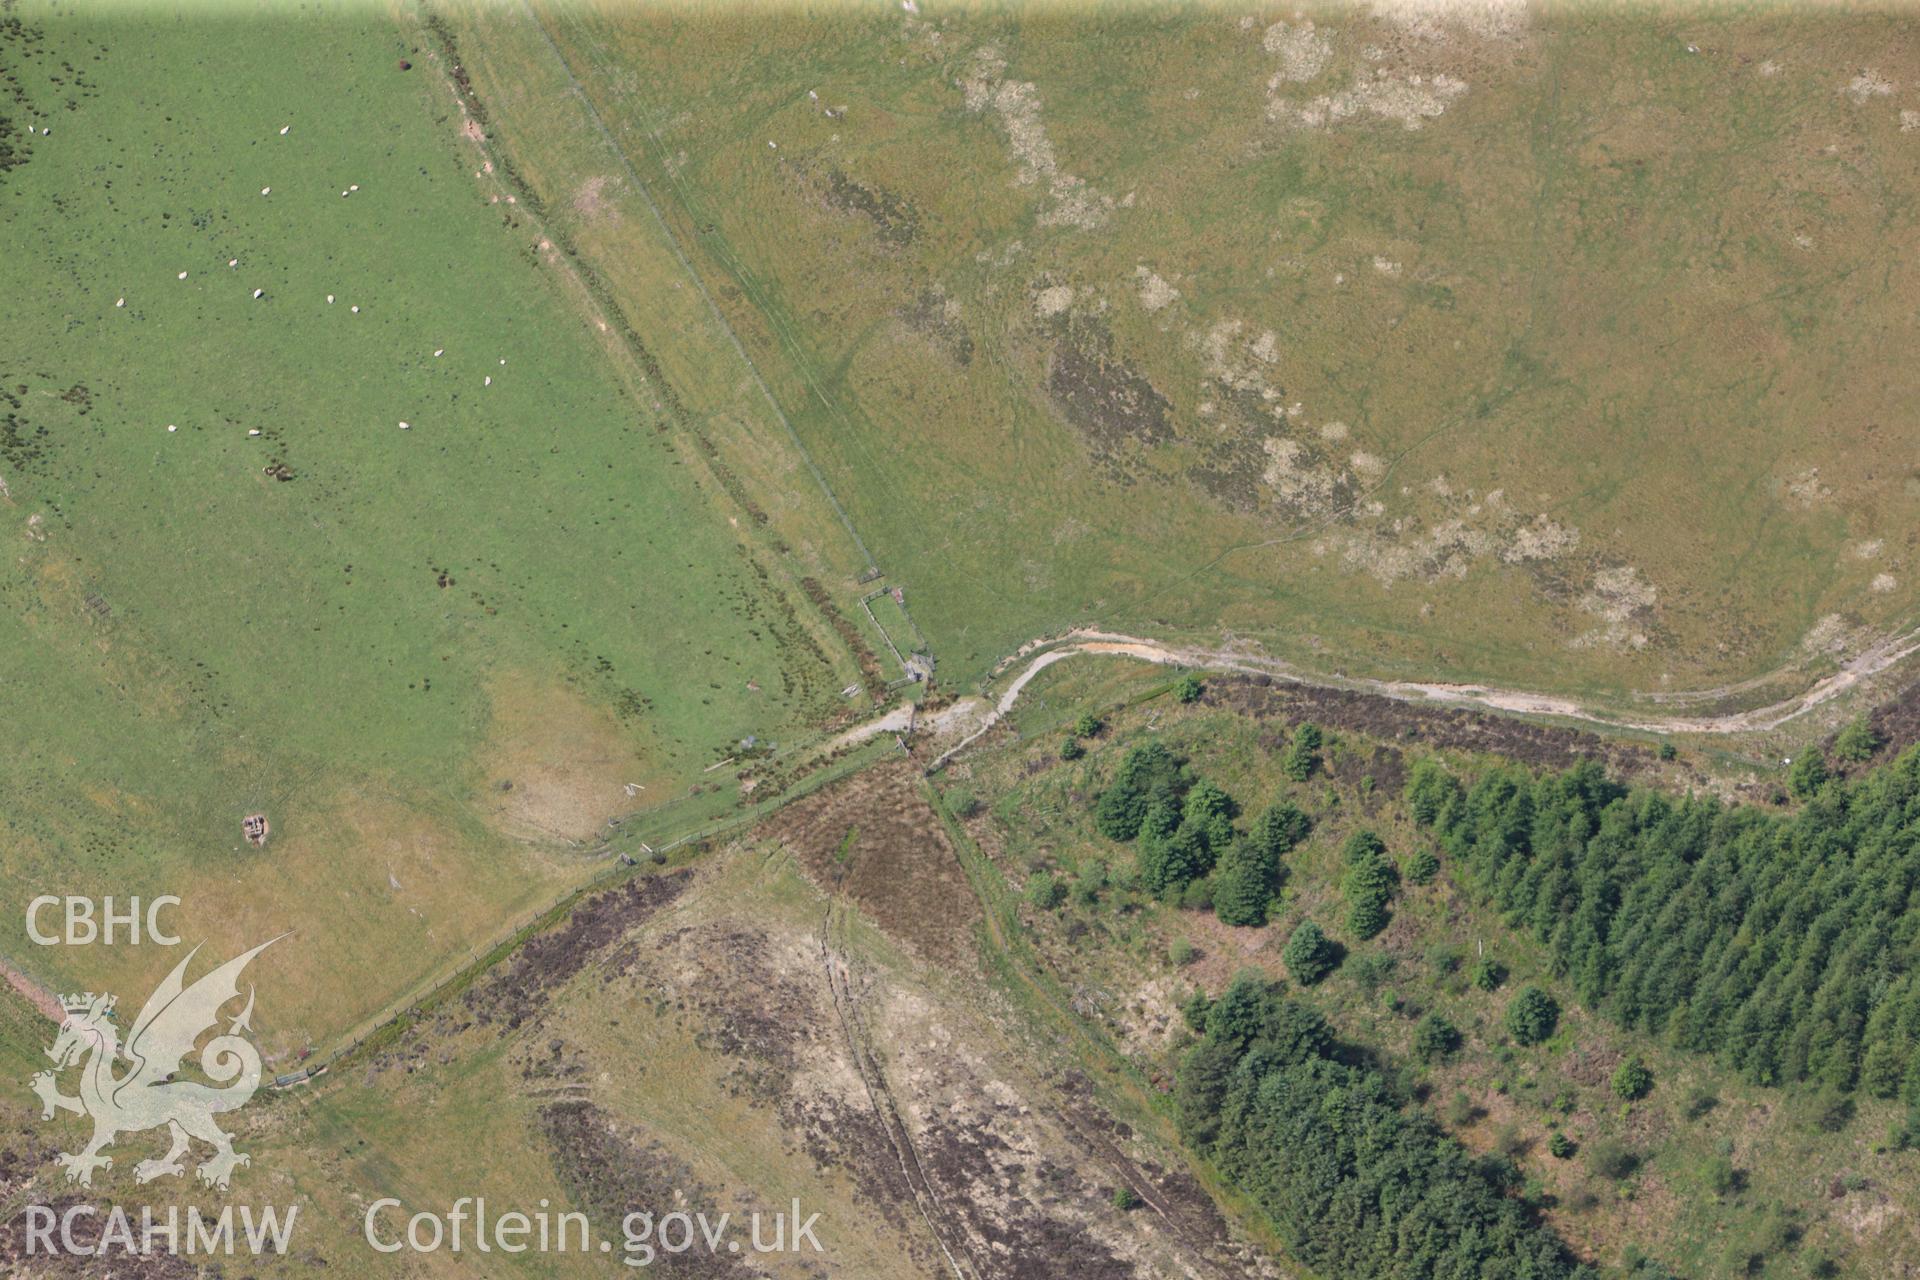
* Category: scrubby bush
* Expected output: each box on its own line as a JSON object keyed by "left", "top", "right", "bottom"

{"left": 1282, "top": 722, "right": 1322, "bottom": 781}
{"left": 1096, "top": 786, "right": 1147, "bottom": 842}
{"left": 1812, "top": 1090, "right": 1855, "bottom": 1133}
{"left": 1060, "top": 737, "right": 1085, "bottom": 760}
{"left": 1073, "top": 711, "right": 1103, "bottom": 739}
{"left": 1347, "top": 896, "right": 1388, "bottom": 939}
{"left": 1886, "top": 1105, "right": 1920, "bottom": 1152}
{"left": 1203, "top": 972, "right": 1281, "bottom": 1049}
{"left": 1697, "top": 1154, "right": 1740, "bottom": 1196}
{"left": 1405, "top": 757, "right": 1459, "bottom": 824}
{"left": 1093, "top": 743, "right": 1189, "bottom": 842}
{"left": 1682, "top": 1088, "right": 1719, "bottom": 1120}
{"left": 1174, "top": 673, "right": 1204, "bottom": 703}
{"left": 1471, "top": 957, "right": 1507, "bottom": 992}
{"left": 1137, "top": 829, "right": 1202, "bottom": 898}
{"left": 1026, "top": 872, "right": 1064, "bottom": 910}
{"left": 1622, "top": 1251, "right": 1680, "bottom": 1280}
{"left": 1141, "top": 798, "right": 1181, "bottom": 840}
{"left": 1349, "top": 950, "right": 1397, "bottom": 992}
{"left": 1183, "top": 779, "right": 1236, "bottom": 833}
{"left": 1180, "top": 988, "right": 1212, "bottom": 1034}
{"left": 1493, "top": 1123, "right": 1530, "bottom": 1161}
{"left": 1588, "top": 1139, "right": 1639, "bottom": 1182}
{"left": 1405, "top": 847, "right": 1440, "bottom": 884}
{"left": 1213, "top": 839, "right": 1275, "bottom": 927}
{"left": 1283, "top": 920, "right": 1339, "bottom": 986}
{"left": 1414, "top": 1012, "right": 1463, "bottom": 1062}
{"left": 1113, "top": 771, "right": 1240, "bottom": 901}
{"left": 1214, "top": 800, "right": 1309, "bottom": 928}
{"left": 1834, "top": 715, "right": 1880, "bottom": 763}
{"left": 1252, "top": 800, "right": 1311, "bottom": 854}
{"left": 1505, "top": 987, "right": 1560, "bottom": 1046}
{"left": 1179, "top": 876, "right": 1215, "bottom": 912}
{"left": 1611, "top": 1055, "right": 1653, "bottom": 1101}
{"left": 1071, "top": 862, "right": 1107, "bottom": 908}
{"left": 1789, "top": 750, "right": 1829, "bottom": 798}
{"left": 1341, "top": 829, "right": 1387, "bottom": 864}
{"left": 1340, "top": 830, "right": 1397, "bottom": 940}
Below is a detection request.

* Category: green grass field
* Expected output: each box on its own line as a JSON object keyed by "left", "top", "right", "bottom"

{"left": 860, "top": 587, "right": 923, "bottom": 673}
{"left": 0, "top": 5, "right": 873, "bottom": 1047}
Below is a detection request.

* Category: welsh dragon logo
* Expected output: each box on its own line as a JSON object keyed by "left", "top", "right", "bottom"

{"left": 28, "top": 938, "right": 281, "bottom": 1190}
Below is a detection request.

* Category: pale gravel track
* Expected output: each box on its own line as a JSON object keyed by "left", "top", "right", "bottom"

{"left": 828, "top": 621, "right": 1920, "bottom": 772}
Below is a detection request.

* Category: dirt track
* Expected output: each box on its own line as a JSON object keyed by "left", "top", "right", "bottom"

{"left": 866, "top": 621, "right": 1920, "bottom": 769}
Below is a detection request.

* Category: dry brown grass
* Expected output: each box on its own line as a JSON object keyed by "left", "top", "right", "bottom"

{"left": 473, "top": 670, "right": 664, "bottom": 845}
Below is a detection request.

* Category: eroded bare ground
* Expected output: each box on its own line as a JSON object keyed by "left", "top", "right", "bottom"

{"left": 761, "top": 764, "right": 979, "bottom": 967}
{"left": 363, "top": 780, "right": 1270, "bottom": 1279}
